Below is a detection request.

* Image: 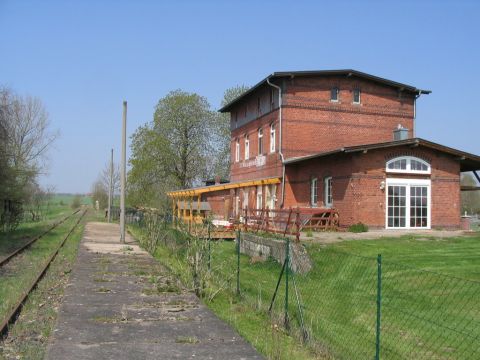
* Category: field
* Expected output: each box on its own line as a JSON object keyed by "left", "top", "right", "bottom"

{"left": 131, "top": 223, "right": 480, "bottom": 360}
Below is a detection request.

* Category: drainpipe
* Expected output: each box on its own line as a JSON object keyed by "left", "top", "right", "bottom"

{"left": 413, "top": 90, "right": 422, "bottom": 138}
{"left": 267, "top": 77, "right": 286, "bottom": 208}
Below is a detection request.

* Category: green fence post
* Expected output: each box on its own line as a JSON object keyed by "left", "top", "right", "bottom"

{"left": 285, "top": 237, "right": 290, "bottom": 330}
{"left": 207, "top": 222, "right": 211, "bottom": 271}
{"left": 236, "top": 229, "right": 241, "bottom": 296}
{"left": 375, "top": 254, "right": 382, "bottom": 360}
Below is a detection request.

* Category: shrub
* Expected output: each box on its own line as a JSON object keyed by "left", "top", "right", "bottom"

{"left": 348, "top": 222, "right": 368, "bottom": 233}
{"left": 71, "top": 195, "right": 82, "bottom": 209}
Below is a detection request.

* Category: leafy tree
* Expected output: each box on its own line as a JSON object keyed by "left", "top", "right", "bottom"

{"left": 71, "top": 194, "right": 82, "bottom": 209}
{"left": 0, "top": 87, "right": 56, "bottom": 231}
{"left": 128, "top": 90, "right": 216, "bottom": 208}
{"left": 91, "top": 180, "right": 108, "bottom": 210}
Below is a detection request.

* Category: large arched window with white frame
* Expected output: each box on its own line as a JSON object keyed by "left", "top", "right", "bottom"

{"left": 385, "top": 156, "right": 431, "bottom": 229}
{"left": 386, "top": 156, "right": 430, "bottom": 174}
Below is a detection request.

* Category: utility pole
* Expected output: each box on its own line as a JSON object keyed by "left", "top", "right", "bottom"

{"left": 120, "top": 101, "right": 127, "bottom": 243}
{"left": 107, "top": 148, "right": 113, "bottom": 222}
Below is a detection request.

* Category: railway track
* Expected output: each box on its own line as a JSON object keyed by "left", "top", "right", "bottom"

{"left": 0, "top": 208, "right": 82, "bottom": 267}
{"left": 0, "top": 208, "right": 88, "bottom": 338}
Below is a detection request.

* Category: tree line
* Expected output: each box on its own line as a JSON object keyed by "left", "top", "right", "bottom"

{"left": 0, "top": 87, "right": 57, "bottom": 231}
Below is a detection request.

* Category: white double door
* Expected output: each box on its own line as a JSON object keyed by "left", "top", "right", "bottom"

{"left": 386, "top": 178, "right": 431, "bottom": 229}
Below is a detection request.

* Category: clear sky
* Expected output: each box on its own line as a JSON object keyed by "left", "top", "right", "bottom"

{"left": 1, "top": 0, "right": 479, "bottom": 193}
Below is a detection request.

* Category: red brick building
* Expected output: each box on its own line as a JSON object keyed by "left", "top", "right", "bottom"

{"left": 169, "top": 70, "right": 480, "bottom": 230}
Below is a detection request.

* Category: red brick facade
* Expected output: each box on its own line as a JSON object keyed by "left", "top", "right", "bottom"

{"left": 285, "top": 146, "right": 461, "bottom": 229}
{"left": 171, "top": 71, "right": 477, "bottom": 229}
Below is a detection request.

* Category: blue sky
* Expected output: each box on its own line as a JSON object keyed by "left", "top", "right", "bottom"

{"left": 1, "top": 0, "right": 479, "bottom": 193}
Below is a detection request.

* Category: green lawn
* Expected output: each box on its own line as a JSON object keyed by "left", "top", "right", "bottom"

{"left": 130, "top": 224, "right": 480, "bottom": 360}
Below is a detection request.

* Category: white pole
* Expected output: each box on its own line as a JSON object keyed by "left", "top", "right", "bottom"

{"left": 107, "top": 148, "right": 113, "bottom": 222}
{"left": 120, "top": 101, "right": 127, "bottom": 243}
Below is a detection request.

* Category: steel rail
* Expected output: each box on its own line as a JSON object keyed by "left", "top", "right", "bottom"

{"left": 0, "top": 208, "right": 88, "bottom": 338}
{"left": 0, "top": 208, "right": 82, "bottom": 267}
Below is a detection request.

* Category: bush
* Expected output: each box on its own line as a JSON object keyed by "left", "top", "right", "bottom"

{"left": 348, "top": 222, "right": 368, "bottom": 233}
{"left": 71, "top": 195, "right": 82, "bottom": 209}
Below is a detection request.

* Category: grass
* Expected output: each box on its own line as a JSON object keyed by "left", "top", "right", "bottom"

{"left": 131, "top": 224, "right": 480, "bottom": 359}
{"left": 129, "top": 225, "right": 320, "bottom": 360}
{"left": 0, "top": 209, "right": 99, "bottom": 360}
{"left": 0, "top": 202, "right": 76, "bottom": 258}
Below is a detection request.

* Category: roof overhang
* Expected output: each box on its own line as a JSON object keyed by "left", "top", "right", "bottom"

{"left": 284, "top": 138, "right": 480, "bottom": 172}
{"left": 167, "top": 177, "right": 281, "bottom": 197}
{"left": 218, "top": 69, "right": 431, "bottom": 113}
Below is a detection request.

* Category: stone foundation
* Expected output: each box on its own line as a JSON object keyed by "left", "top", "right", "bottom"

{"left": 239, "top": 233, "right": 312, "bottom": 274}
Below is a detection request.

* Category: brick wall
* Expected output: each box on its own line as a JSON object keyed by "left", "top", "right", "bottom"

{"left": 230, "top": 110, "right": 282, "bottom": 182}
{"left": 284, "top": 145, "right": 461, "bottom": 229}
{"left": 227, "top": 74, "right": 416, "bottom": 183}
{"left": 282, "top": 76, "right": 415, "bottom": 158}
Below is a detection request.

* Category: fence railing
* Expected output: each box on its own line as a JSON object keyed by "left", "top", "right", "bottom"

{"left": 129, "top": 214, "right": 480, "bottom": 359}
{"left": 243, "top": 207, "right": 340, "bottom": 242}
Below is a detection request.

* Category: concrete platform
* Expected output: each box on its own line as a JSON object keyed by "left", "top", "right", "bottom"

{"left": 46, "top": 222, "right": 262, "bottom": 360}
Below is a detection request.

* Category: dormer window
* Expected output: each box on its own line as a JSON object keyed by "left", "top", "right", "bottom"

{"left": 353, "top": 88, "right": 361, "bottom": 104}
{"left": 330, "top": 87, "right": 339, "bottom": 102}
{"left": 386, "top": 156, "right": 430, "bottom": 174}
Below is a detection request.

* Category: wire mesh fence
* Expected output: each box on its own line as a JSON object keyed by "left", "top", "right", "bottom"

{"left": 129, "top": 213, "right": 480, "bottom": 359}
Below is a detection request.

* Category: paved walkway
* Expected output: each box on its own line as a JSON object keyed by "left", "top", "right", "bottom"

{"left": 46, "top": 222, "right": 262, "bottom": 360}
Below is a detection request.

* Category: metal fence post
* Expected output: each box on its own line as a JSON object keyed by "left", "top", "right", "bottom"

{"left": 207, "top": 222, "right": 211, "bottom": 271}
{"left": 236, "top": 229, "right": 241, "bottom": 296}
{"left": 285, "top": 237, "right": 290, "bottom": 330}
{"left": 375, "top": 254, "right": 382, "bottom": 360}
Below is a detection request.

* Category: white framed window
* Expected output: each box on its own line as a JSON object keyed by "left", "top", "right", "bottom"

{"left": 258, "top": 128, "right": 263, "bottom": 155}
{"left": 324, "top": 177, "right": 332, "bottom": 207}
{"left": 330, "top": 87, "right": 339, "bottom": 102}
{"left": 311, "top": 178, "right": 318, "bottom": 206}
{"left": 244, "top": 134, "right": 250, "bottom": 160}
{"left": 386, "top": 178, "right": 431, "bottom": 229}
{"left": 269, "top": 123, "right": 276, "bottom": 153}
{"left": 265, "top": 184, "right": 276, "bottom": 211}
{"left": 243, "top": 189, "right": 249, "bottom": 211}
{"left": 386, "top": 156, "right": 430, "bottom": 174}
{"left": 235, "top": 138, "right": 240, "bottom": 162}
{"left": 353, "top": 88, "right": 361, "bottom": 104}
{"left": 256, "top": 185, "right": 263, "bottom": 211}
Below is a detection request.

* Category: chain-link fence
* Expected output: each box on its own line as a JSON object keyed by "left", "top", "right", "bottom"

{"left": 129, "top": 214, "right": 480, "bottom": 359}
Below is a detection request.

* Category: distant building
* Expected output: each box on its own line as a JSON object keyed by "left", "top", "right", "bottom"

{"left": 169, "top": 70, "right": 480, "bottom": 230}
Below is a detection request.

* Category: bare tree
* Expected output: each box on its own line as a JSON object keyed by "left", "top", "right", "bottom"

{"left": 6, "top": 93, "right": 58, "bottom": 170}
{"left": 101, "top": 162, "right": 121, "bottom": 195}
{"left": 0, "top": 87, "right": 57, "bottom": 231}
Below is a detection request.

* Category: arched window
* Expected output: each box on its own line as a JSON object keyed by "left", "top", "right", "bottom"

{"left": 386, "top": 156, "right": 430, "bottom": 174}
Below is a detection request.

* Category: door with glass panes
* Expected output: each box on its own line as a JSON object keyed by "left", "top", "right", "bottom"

{"left": 386, "top": 179, "right": 430, "bottom": 229}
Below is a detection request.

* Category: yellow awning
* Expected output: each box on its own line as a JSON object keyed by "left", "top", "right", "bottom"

{"left": 167, "top": 177, "right": 281, "bottom": 197}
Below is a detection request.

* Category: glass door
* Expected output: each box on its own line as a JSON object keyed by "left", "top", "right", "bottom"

{"left": 386, "top": 179, "right": 430, "bottom": 229}
{"left": 387, "top": 185, "right": 406, "bottom": 228}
